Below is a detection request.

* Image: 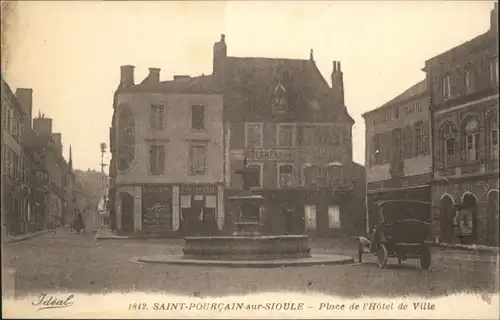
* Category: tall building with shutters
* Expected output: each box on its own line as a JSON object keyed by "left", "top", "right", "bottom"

{"left": 213, "top": 35, "right": 366, "bottom": 237}
{"left": 362, "top": 80, "right": 432, "bottom": 231}
{"left": 109, "top": 67, "right": 224, "bottom": 235}
{"left": 425, "top": 2, "right": 498, "bottom": 246}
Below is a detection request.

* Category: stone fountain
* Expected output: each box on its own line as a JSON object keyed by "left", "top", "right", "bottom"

{"left": 182, "top": 160, "right": 311, "bottom": 260}
{"left": 135, "top": 159, "right": 353, "bottom": 267}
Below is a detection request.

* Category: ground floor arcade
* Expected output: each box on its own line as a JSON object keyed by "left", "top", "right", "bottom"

{"left": 431, "top": 174, "right": 499, "bottom": 246}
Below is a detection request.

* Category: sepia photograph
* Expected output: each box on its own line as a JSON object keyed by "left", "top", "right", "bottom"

{"left": 1, "top": 1, "right": 499, "bottom": 318}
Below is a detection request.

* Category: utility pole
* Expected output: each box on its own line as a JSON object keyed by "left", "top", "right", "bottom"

{"left": 100, "top": 143, "right": 108, "bottom": 227}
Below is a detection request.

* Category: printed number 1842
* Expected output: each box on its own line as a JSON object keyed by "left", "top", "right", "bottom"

{"left": 129, "top": 303, "right": 147, "bottom": 311}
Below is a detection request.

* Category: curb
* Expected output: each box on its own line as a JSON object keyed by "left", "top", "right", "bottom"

{"left": 5, "top": 230, "right": 53, "bottom": 244}
{"left": 426, "top": 241, "right": 500, "bottom": 253}
{"left": 134, "top": 254, "right": 355, "bottom": 268}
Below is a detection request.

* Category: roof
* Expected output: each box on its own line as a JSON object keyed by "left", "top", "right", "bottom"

{"left": 119, "top": 75, "right": 222, "bottom": 95}
{"left": 362, "top": 79, "right": 427, "bottom": 117}
{"left": 221, "top": 56, "right": 354, "bottom": 123}
{"left": 1, "top": 76, "right": 26, "bottom": 116}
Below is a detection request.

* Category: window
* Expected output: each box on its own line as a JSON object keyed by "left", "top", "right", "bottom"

{"left": 402, "top": 126, "right": 414, "bottom": 159}
{"left": 414, "top": 121, "right": 423, "bottom": 156}
{"left": 491, "top": 128, "right": 499, "bottom": 159}
{"left": 372, "top": 134, "right": 381, "bottom": 164}
{"left": 245, "top": 123, "right": 263, "bottom": 148}
{"left": 440, "top": 122, "right": 457, "bottom": 165}
{"left": 328, "top": 205, "right": 341, "bottom": 229}
{"left": 246, "top": 163, "right": 262, "bottom": 188}
{"left": 303, "top": 165, "right": 322, "bottom": 188}
{"left": 445, "top": 137, "right": 456, "bottom": 158}
{"left": 189, "top": 145, "right": 206, "bottom": 175}
{"left": 191, "top": 105, "right": 205, "bottom": 130}
{"left": 490, "top": 58, "right": 499, "bottom": 85}
{"left": 327, "top": 164, "right": 343, "bottom": 187}
{"left": 464, "top": 69, "right": 473, "bottom": 94}
{"left": 278, "top": 124, "right": 295, "bottom": 148}
{"left": 393, "top": 107, "right": 399, "bottom": 119}
{"left": 305, "top": 204, "right": 317, "bottom": 231}
{"left": 443, "top": 75, "right": 451, "bottom": 99}
{"left": 150, "top": 105, "right": 165, "bottom": 130}
{"left": 392, "top": 128, "right": 402, "bottom": 159}
{"left": 148, "top": 144, "right": 165, "bottom": 174}
{"left": 278, "top": 164, "right": 294, "bottom": 188}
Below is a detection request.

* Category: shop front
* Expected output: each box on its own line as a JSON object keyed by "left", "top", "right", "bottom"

{"left": 141, "top": 184, "right": 173, "bottom": 233}
{"left": 180, "top": 184, "right": 219, "bottom": 236}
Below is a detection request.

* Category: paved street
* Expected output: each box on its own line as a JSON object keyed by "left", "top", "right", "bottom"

{"left": 3, "top": 230, "right": 498, "bottom": 298}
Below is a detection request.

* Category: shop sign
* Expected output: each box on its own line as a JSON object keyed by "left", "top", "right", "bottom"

{"left": 142, "top": 185, "right": 172, "bottom": 195}
{"left": 180, "top": 184, "right": 218, "bottom": 195}
{"left": 246, "top": 149, "right": 295, "bottom": 161}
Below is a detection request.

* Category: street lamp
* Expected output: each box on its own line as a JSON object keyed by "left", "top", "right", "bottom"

{"left": 100, "top": 143, "right": 108, "bottom": 227}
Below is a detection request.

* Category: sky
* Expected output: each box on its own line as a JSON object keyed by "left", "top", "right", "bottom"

{"left": 2, "top": 1, "right": 495, "bottom": 171}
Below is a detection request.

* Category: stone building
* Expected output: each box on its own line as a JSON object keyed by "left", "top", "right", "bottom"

{"left": 110, "top": 67, "right": 224, "bottom": 235}
{"left": 362, "top": 80, "right": 431, "bottom": 231}
{"left": 425, "top": 3, "right": 498, "bottom": 245}
{"left": 2, "top": 78, "right": 29, "bottom": 235}
{"left": 213, "top": 35, "right": 366, "bottom": 236}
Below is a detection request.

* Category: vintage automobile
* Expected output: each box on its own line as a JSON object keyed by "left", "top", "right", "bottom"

{"left": 354, "top": 200, "right": 432, "bottom": 270}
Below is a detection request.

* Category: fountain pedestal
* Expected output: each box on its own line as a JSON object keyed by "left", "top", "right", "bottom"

{"left": 181, "top": 160, "right": 311, "bottom": 261}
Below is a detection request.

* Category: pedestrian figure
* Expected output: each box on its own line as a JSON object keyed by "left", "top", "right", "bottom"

{"left": 74, "top": 212, "right": 85, "bottom": 235}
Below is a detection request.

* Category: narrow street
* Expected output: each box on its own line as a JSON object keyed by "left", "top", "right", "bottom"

{"left": 4, "top": 231, "right": 498, "bottom": 299}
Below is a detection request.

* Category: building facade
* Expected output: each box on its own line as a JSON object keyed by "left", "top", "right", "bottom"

{"left": 110, "top": 66, "right": 224, "bottom": 235}
{"left": 425, "top": 3, "right": 499, "bottom": 245}
{"left": 2, "top": 78, "right": 28, "bottom": 236}
{"left": 213, "top": 35, "right": 366, "bottom": 236}
{"left": 363, "top": 80, "right": 432, "bottom": 231}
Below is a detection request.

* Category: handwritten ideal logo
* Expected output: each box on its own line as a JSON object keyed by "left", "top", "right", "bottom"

{"left": 32, "top": 293, "right": 74, "bottom": 311}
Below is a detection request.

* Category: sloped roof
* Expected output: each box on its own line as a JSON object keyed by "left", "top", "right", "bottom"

{"left": 362, "top": 79, "right": 427, "bottom": 117}
{"left": 120, "top": 75, "right": 222, "bottom": 95}
{"left": 221, "top": 56, "right": 353, "bottom": 123}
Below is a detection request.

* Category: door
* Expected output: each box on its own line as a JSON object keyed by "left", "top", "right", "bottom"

{"left": 120, "top": 193, "right": 134, "bottom": 232}
{"left": 304, "top": 204, "right": 317, "bottom": 232}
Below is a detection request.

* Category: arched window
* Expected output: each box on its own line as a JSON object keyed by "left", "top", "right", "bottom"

{"left": 463, "top": 117, "right": 481, "bottom": 162}
{"left": 486, "top": 111, "right": 499, "bottom": 159}
{"left": 439, "top": 121, "right": 458, "bottom": 166}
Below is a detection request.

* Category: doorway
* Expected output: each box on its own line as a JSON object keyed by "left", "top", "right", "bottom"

{"left": 439, "top": 195, "right": 454, "bottom": 242}
{"left": 120, "top": 192, "right": 134, "bottom": 233}
{"left": 487, "top": 190, "right": 499, "bottom": 246}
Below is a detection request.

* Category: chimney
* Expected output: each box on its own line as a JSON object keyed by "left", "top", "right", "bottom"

{"left": 120, "top": 65, "right": 135, "bottom": 88}
{"left": 15, "top": 88, "right": 33, "bottom": 129}
{"left": 491, "top": 2, "right": 498, "bottom": 31}
{"left": 148, "top": 68, "right": 160, "bottom": 83}
{"left": 213, "top": 34, "right": 227, "bottom": 76}
{"left": 52, "top": 133, "right": 63, "bottom": 155}
{"left": 331, "top": 61, "right": 345, "bottom": 106}
{"left": 310, "top": 49, "right": 314, "bottom": 61}
{"left": 33, "top": 116, "right": 53, "bottom": 136}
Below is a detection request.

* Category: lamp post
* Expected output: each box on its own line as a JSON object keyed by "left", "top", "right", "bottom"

{"left": 100, "top": 143, "right": 108, "bottom": 227}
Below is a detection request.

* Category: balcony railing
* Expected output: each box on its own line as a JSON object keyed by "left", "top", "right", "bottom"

{"left": 436, "top": 159, "right": 499, "bottom": 178}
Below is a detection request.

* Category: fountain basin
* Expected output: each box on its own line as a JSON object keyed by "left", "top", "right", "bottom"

{"left": 182, "top": 235, "right": 311, "bottom": 260}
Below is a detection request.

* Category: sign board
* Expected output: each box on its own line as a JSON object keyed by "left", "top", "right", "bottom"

{"left": 142, "top": 185, "right": 172, "bottom": 195}
{"left": 247, "top": 149, "right": 295, "bottom": 161}
{"left": 180, "top": 184, "right": 218, "bottom": 195}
